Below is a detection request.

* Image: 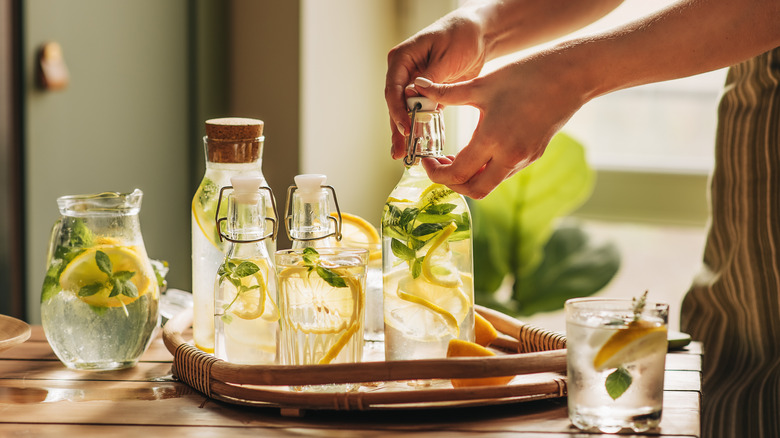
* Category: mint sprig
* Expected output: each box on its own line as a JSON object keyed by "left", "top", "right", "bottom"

{"left": 381, "top": 197, "right": 469, "bottom": 277}
{"left": 217, "top": 260, "right": 263, "bottom": 324}
{"left": 77, "top": 250, "right": 137, "bottom": 300}
{"left": 603, "top": 290, "right": 651, "bottom": 399}
{"left": 302, "top": 247, "right": 347, "bottom": 288}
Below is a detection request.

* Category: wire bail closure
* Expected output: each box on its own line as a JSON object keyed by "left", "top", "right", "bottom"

{"left": 283, "top": 184, "right": 343, "bottom": 243}
{"left": 403, "top": 101, "right": 423, "bottom": 166}
{"left": 215, "top": 185, "right": 278, "bottom": 244}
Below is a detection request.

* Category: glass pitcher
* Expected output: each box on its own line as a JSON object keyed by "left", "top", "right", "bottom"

{"left": 40, "top": 189, "right": 160, "bottom": 370}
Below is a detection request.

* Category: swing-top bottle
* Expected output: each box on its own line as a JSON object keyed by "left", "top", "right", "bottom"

{"left": 213, "top": 173, "right": 279, "bottom": 364}
{"left": 381, "top": 97, "right": 474, "bottom": 361}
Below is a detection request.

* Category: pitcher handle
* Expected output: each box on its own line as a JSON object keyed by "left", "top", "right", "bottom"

{"left": 45, "top": 219, "right": 63, "bottom": 266}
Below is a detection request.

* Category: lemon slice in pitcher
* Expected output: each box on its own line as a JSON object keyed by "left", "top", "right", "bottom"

{"left": 593, "top": 320, "right": 667, "bottom": 371}
{"left": 60, "top": 245, "right": 153, "bottom": 308}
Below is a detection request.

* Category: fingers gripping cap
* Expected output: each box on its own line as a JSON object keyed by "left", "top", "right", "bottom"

{"left": 230, "top": 172, "right": 263, "bottom": 204}
{"left": 407, "top": 96, "right": 437, "bottom": 112}
{"left": 294, "top": 174, "right": 327, "bottom": 203}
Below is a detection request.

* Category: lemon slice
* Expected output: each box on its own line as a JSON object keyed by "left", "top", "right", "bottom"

{"left": 383, "top": 269, "right": 471, "bottom": 340}
{"left": 593, "top": 320, "right": 667, "bottom": 371}
{"left": 192, "top": 180, "right": 223, "bottom": 250}
{"left": 221, "top": 258, "right": 279, "bottom": 321}
{"left": 331, "top": 212, "right": 381, "bottom": 262}
{"left": 419, "top": 183, "right": 458, "bottom": 207}
{"left": 422, "top": 222, "right": 460, "bottom": 287}
{"left": 277, "top": 264, "right": 363, "bottom": 364}
{"left": 318, "top": 273, "right": 363, "bottom": 364}
{"left": 60, "top": 245, "right": 153, "bottom": 308}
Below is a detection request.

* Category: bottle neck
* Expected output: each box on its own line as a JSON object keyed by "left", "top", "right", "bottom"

{"left": 405, "top": 110, "right": 444, "bottom": 165}
{"left": 289, "top": 193, "right": 336, "bottom": 248}
{"left": 225, "top": 197, "right": 267, "bottom": 242}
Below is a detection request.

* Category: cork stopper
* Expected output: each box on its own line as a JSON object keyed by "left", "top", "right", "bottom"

{"left": 205, "top": 117, "right": 265, "bottom": 164}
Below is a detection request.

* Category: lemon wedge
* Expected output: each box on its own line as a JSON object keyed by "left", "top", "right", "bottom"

{"left": 446, "top": 339, "right": 514, "bottom": 387}
{"left": 474, "top": 313, "right": 499, "bottom": 347}
{"left": 60, "top": 245, "right": 153, "bottom": 308}
{"left": 593, "top": 320, "right": 667, "bottom": 371}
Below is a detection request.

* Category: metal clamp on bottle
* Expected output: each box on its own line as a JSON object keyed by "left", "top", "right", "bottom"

{"left": 215, "top": 184, "right": 278, "bottom": 243}
{"left": 283, "top": 174, "right": 343, "bottom": 244}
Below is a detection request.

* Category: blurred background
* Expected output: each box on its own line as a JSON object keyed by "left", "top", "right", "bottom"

{"left": 1, "top": 0, "right": 720, "bottom": 328}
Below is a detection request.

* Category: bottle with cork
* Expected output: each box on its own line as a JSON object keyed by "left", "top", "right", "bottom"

{"left": 192, "top": 117, "right": 275, "bottom": 354}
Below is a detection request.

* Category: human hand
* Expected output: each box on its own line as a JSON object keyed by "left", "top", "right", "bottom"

{"left": 413, "top": 52, "right": 589, "bottom": 199}
{"left": 385, "top": 8, "right": 488, "bottom": 160}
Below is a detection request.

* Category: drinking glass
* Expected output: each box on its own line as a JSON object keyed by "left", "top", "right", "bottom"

{"left": 565, "top": 297, "right": 669, "bottom": 433}
{"left": 276, "top": 247, "right": 367, "bottom": 391}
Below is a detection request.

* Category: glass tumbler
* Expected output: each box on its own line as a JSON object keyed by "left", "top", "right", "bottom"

{"left": 565, "top": 297, "right": 669, "bottom": 433}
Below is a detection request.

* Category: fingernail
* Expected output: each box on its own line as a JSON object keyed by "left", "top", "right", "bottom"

{"left": 396, "top": 122, "right": 406, "bottom": 136}
{"left": 414, "top": 77, "right": 433, "bottom": 88}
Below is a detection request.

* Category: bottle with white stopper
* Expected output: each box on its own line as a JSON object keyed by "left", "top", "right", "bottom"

{"left": 380, "top": 96, "right": 474, "bottom": 361}
{"left": 213, "top": 173, "right": 279, "bottom": 364}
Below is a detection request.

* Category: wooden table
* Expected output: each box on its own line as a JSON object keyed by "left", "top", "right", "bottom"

{"left": 0, "top": 326, "right": 701, "bottom": 437}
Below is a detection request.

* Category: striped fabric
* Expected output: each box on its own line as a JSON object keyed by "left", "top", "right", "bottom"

{"left": 681, "top": 47, "right": 780, "bottom": 438}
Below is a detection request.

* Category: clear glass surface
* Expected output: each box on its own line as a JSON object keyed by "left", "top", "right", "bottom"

{"left": 276, "top": 248, "right": 367, "bottom": 391}
{"left": 40, "top": 189, "right": 160, "bottom": 370}
{"left": 565, "top": 298, "right": 669, "bottom": 433}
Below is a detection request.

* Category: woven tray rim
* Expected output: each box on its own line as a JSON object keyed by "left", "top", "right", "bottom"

{"left": 162, "top": 305, "right": 569, "bottom": 411}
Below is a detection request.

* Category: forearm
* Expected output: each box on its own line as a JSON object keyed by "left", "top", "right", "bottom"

{"left": 562, "top": 0, "right": 780, "bottom": 101}
{"left": 461, "top": 0, "right": 625, "bottom": 60}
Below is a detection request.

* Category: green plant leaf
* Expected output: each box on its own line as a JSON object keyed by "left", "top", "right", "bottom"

{"left": 472, "top": 133, "right": 595, "bottom": 290}
{"left": 512, "top": 221, "right": 620, "bottom": 316}
{"left": 469, "top": 133, "right": 618, "bottom": 316}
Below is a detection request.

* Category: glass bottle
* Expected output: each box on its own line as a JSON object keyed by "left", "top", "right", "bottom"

{"left": 192, "top": 117, "right": 275, "bottom": 353}
{"left": 213, "top": 174, "right": 279, "bottom": 364}
{"left": 40, "top": 189, "right": 160, "bottom": 370}
{"left": 381, "top": 97, "right": 475, "bottom": 361}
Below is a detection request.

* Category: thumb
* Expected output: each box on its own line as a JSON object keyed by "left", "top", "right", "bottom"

{"left": 414, "top": 77, "right": 474, "bottom": 107}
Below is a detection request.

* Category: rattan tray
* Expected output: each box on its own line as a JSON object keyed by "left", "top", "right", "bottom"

{"left": 162, "top": 305, "right": 568, "bottom": 414}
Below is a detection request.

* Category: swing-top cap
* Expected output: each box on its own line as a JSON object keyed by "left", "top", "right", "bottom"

{"left": 231, "top": 172, "right": 263, "bottom": 204}
{"left": 407, "top": 96, "right": 437, "bottom": 112}
{"left": 294, "top": 174, "right": 327, "bottom": 203}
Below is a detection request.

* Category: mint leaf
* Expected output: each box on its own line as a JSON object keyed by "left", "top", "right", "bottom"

{"left": 605, "top": 367, "right": 632, "bottom": 400}
{"left": 423, "top": 203, "right": 457, "bottom": 215}
{"left": 316, "top": 266, "right": 347, "bottom": 288}
{"left": 95, "top": 251, "right": 112, "bottom": 276}
{"left": 411, "top": 223, "right": 443, "bottom": 237}
{"left": 78, "top": 282, "right": 104, "bottom": 297}
{"left": 391, "top": 238, "right": 416, "bottom": 261}
{"left": 235, "top": 261, "right": 260, "bottom": 278}
{"left": 122, "top": 280, "right": 138, "bottom": 298}
{"left": 411, "top": 257, "right": 423, "bottom": 279}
